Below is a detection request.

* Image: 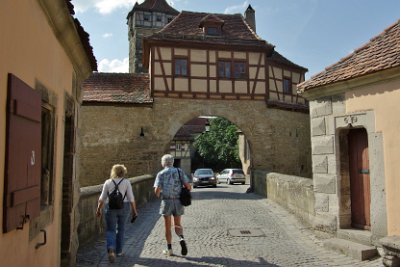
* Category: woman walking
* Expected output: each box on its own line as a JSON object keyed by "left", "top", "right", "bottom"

{"left": 96, "top": 164, "right": 138, "bottom": 262}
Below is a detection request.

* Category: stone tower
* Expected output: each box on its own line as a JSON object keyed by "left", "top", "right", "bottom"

{"left": 127, "top": 0, "right": 179, "bottom": 73}
{"left": 244, "top": 4, "right": 256, "bottom": 33}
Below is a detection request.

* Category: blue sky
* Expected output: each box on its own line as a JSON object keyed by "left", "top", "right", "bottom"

{"left": 71, "top": 0, "right": 400, "bottom": 79}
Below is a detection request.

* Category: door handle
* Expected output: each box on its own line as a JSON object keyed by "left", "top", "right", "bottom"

{"left": 358, "top": 169, "right": 370, "bottom": 174}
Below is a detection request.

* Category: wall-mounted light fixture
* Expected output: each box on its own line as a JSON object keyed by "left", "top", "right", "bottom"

{"left": 205, "top": 120, "right": 210, "bottom": 132}
{"left": 140, "top": 127, "right": 145, "bottom": 137}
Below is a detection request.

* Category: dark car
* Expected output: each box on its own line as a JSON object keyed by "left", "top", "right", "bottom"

{"left": 192, "top": 168, "right": 217, "bottom": 188}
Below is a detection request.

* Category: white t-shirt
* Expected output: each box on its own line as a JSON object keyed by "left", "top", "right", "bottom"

{"left": 99, "top": 178, "right": 135, "bottom": 203}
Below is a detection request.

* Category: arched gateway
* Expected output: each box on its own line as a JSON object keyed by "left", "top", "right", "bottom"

{"left": 79, "top": 5, "right": 312, "bottom": 190}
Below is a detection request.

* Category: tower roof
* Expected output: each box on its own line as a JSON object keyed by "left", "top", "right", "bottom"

{"left": 127, "top": 0, "right": 179, "bottom": 18}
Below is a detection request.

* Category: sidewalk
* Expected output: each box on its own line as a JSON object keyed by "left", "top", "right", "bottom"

{"left": 76, "top": 184, "right": 382, "bottom": 266}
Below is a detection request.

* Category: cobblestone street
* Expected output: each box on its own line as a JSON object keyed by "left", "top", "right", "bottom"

{"left": 77, "top": 184, "right": 382, "bottom": 266}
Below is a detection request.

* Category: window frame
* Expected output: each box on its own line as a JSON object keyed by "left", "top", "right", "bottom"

{"left": 217, "top": 59, "right": 248, "bottom": 80}
{"left": 41, "top": 103, "right": 56, "bottom": 209}
{"left": 218, "top": 60, "right": 231, "bottom": 79}
{"left": 174, "top": 57, "right": 189, "bottom": 77}
{"left": 283, "top": 77, "right": 292, "bottom": 94}
{"left": 206, "top": 26, "right": 221, "bottom": 36}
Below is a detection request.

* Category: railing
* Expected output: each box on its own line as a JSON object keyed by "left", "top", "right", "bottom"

{"left": 77, "top": 174, "right": 155, "bottom": 245}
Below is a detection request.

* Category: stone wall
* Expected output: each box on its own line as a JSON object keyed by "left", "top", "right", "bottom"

{"left": 266, "top": 172, "right": 315, "bottom": 226}
{"left": 80, "top": 98, "right": 312, "bottom": 189}
{"left": 78, "top": 175, "right": 155, "bottom": 245}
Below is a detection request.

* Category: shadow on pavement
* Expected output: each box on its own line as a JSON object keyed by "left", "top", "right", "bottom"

{"left": 119, "top": 255, "right": 280, "bottom": 267}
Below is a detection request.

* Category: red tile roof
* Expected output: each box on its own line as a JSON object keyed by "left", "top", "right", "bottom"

{"left": 270, "top": 51, "right": 308, "bottom": 71}
{"left": 128, "top": 0, "right": 179, "bottom": 17}
{"left": 298, "top": 19, "right": 400, "bottom": 92}
{"left": 174, "top": 118, "right": 209, "bottom": 140}
{"left": 145, "top": 11, "right": 274, "bottom": 51}
{"left": 82, "top": 73, "right": 152, "bottom": 104}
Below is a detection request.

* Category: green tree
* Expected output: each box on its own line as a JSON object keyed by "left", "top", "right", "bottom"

{"left": 193, "top": 117, "right": 241, "bottom": 170}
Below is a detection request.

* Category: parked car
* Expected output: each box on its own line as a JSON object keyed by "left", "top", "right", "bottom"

{"left": 217, "top": 168, "right": 246, "bottom": 185}
{"left": 192, "top": 168, "right": 217, "bottom": 188}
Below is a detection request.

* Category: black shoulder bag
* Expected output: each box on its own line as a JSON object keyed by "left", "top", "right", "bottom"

{"left": 178, "top": 169, "right": 191, "bottom": 206}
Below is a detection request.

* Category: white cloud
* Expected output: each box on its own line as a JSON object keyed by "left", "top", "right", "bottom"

{"left": 72, "top": 0, "right": 141, "bottom": 14}
{"left": 98, "top": 58, "right": 129, "bottom": 72}
{"left": 95, "top": 0, "right": 137, "bottom": 14}
{"left": 72, "top": 0, "right": 96, "bottom": 13}
{"left": 102, "top": 33, "right": 113, "bottom": 38}
{"left": 224, "top": 1, "right": 249, "bottom": 14}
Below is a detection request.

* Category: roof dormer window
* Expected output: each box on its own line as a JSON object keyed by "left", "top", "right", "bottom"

{"left": 199, "top": 14, "right": 224, "bottom": 36}
{"left": 206, "top": 26, "right": 220, "bottom": 36}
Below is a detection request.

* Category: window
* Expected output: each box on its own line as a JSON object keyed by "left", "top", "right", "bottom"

{"left": 206, "top": 27, "right": 220, "bottom": 36}
{"left": 218, "top": 61, "right": 231, "bottom": 78}
{"left": 175, "top": 58, "right": 188, "bottom": 76}
{"left": 218, "top": 60, "right": 247, "bottom": 79}
{"left": 41, "top": 104, "right": 55, "bottom": 208}
{"left": 234, "top": 62, "right": 247, "bottom": 79}
{"left": 283, "top": 78, "right": 292, "bottom": 94}
{"left": 176, "top": 143, "right": 182, "bottom": 151}
{"left": 156, "top": 15, "right": 162, "bottom": 22}
{"left": 144, "top": 13, "right": 150, "bottom": 21}
{"left": 167, "top": 17, "right": 173, "bottom": 23}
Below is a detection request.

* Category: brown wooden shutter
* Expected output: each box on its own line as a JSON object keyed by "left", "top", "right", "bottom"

{"left": 4, "top": 74, "right": 41, "bottom": 233}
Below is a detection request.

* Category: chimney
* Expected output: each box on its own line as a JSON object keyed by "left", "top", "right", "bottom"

{"left": 244, "top": 4, "right": 256, "bottom": 33}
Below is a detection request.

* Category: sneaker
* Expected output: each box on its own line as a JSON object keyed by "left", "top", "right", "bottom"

{"left": 116, "top": 252, "right": 124, "bottom": 257}
{"left": 163, "top": 248, "right": 173, "bottom": 256}
{"left": 108, "top": 249, "right": 116, "bottom": 263}
{"left": 180, "top": 239, "right": 188, "bottom": 256}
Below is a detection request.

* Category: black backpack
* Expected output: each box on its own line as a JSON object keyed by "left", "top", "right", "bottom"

{"left": 108, "top": 179, "right": 126, "bottom": 209}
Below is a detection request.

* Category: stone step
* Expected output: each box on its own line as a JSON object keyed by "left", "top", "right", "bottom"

{"left": 323, "top": 238, "right": 378, "bottom": 261}
{"left": 337, "top": 229, "right": 372, "bottom": 246}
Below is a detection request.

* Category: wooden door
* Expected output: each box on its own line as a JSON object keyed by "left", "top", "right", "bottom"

{"left": 348, "top": 128, "right": 371, "bottom": 229}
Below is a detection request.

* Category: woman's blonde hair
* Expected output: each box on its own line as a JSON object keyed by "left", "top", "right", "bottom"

{"left": 110, "top": 164, "right": 127, "bottom": 179}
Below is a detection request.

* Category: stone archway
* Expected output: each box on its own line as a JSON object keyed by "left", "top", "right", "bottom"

{"left": 79, "top": 97, "right": 311, "bottom": 190}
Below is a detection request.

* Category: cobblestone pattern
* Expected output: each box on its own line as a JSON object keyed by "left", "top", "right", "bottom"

{"left": 76, "top": 184, "right": 382, "bottom": 266}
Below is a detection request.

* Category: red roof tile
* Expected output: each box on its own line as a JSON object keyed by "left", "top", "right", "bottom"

{"left": 174, "top": 118, "right": 209, "bottom": 140}
{"left": 145, "top": 11, "right": 273, "bottom": 51}
{"left": 298, "top": 19, "right": 400, "bottom": 92}
{"left": 270, "top": 51, "right": 307, "bottom": 71}
{"left": 82, "top": 73, "right": 152, "bottom": 104}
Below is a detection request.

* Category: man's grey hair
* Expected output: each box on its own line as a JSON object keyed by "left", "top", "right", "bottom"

{"left": 161, "top": 154, "right": 174, "bottom": 167}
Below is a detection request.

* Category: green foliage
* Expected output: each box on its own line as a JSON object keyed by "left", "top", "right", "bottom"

{"left": 193, "top": 117, "right": 241, "bottom": 170}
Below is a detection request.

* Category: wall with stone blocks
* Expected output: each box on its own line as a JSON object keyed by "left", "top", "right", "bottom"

{"left": 267, "top": 172, "right": 315, "bottom": 226}
{"left": 78, "top": 175, "right": 155, "bottom": 245}
{"left": 80, "top": 98, "right": 312, "bottom": 189}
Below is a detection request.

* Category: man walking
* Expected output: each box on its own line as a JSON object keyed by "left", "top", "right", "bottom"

{"left": 154, "top": 154, "right": 191, "bottom": 256}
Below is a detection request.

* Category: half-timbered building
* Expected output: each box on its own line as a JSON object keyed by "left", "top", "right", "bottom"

{"left": 80, "top": 5, "right": 311, "bottom": 192}
{"left": 143, "top": 10, "right": 308, "bottom": 108}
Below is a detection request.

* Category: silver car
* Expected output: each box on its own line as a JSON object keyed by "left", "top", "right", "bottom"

{"left": 217, "top": 168, "right": 246, "bottom": 185}
{"left": 192, "top": 168, "right": 217, "bottom": 188}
